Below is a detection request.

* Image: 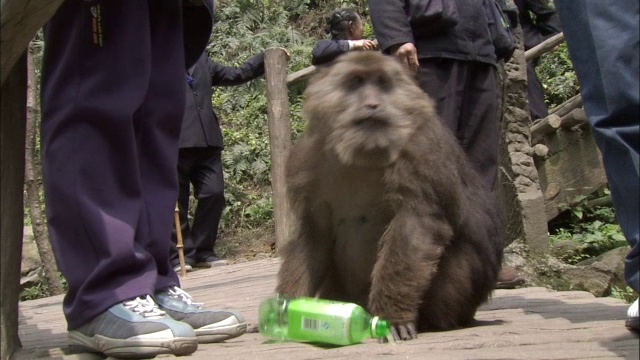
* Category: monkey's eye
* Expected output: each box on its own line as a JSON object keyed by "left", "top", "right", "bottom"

{"left": 345, "top": 75, "right": 366, "bottom": 91}
{"left": 375, "top": 75, "right": 392, "bottom": 93}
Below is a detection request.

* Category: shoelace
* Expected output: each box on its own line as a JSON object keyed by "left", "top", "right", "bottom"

{"left": 123, "top": 295, "right": 167, "bottom": 319}
{"left": 167, "top": 286, "right": 204, "bottom": 309}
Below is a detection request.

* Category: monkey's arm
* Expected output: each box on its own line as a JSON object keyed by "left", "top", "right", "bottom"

{"left": 368, "top": 205, "right": 453, "bottom": 342}
{"left": 276, "top": 201, "right": 334, "bottom": 297}
{"left": 276, "top": 136, "right": 335, "bottom": 297}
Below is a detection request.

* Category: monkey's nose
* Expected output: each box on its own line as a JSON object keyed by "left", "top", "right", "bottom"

{"left": 365, "top": 102, "right": 379, "bottom": 110}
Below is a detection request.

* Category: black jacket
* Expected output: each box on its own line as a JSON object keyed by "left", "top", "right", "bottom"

{"left": 514, "top": 0, "right": 562, "bottom": 50}
{"left": 368, "top": 0, "right": 497, "bottom": 66}
{"left": 180, "top": 52, "right": 265, "bottom": 149}
{"left": 311, "top": 40, "right": 351, "bottom": 65}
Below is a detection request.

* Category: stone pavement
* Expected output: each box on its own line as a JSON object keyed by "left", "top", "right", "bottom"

{"left": 15, "top": 258, "right": 639, "bottom": 359}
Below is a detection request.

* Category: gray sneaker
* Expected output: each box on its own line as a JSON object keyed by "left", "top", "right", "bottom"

{"left": 155, "top": 286, "right": 247, "bottom": 343}
{"left": 68, "top": 295, "right": 198, "bottom": 358}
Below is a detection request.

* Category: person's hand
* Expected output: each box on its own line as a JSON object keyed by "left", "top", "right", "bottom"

{"left": 389, "top": 43, "right": 419, "bottom": 74}
{"left": 352, "top": 39, "right": 377, "bottom": 50}
{"left": 281, "top": 48, "right": 291, "bottom": 60}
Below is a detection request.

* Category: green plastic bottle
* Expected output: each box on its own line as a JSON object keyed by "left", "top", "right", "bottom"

{"left": 258, "top": 296, "right": 390, "bottom": 346}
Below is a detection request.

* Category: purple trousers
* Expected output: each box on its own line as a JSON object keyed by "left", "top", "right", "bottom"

{"left": 40, "top": 0, "right": 185, "bottom": 329}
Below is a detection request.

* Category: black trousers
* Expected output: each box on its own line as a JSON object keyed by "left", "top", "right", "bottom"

{"left": 170, "top": 147, "right": 225, "bottom": 266}
{"left": 40, "top": 0, "right": 185, "bottom": 329}
{"left": 526, "top": 60, "right": 549, "bottom": 121}
{"left": 416, "top": 59, "right": 499, "bottom": 190}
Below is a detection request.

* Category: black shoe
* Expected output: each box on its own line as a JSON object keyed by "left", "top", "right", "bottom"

{"left": 496, "top": 267, "right": 525, "bottom": 289}
{"left": 194, "top": 255, "right": 228, "bottom": 268}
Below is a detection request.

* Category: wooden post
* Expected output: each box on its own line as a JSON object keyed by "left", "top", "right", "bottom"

{"left": 174, "top": 203, "right": 187, "bottom": 278}
{"left": 524, "top": 32, "right": 565, "bottom": 62}
{"left": 1, "top": 52, "right": 27, "bottom": 360}
{"left": 264, "top": 47, "right": 293, "bottom": 249}
{"left": 549, "top": 94, "right": 583, "bottom": 118}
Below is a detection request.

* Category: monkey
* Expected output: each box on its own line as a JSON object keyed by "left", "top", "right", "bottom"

{"left": 276, "top": 51, "right": 503, "bottom": 342}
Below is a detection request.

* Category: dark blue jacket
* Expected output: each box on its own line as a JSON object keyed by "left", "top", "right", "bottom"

{"left": 311, "top": 39, "right": 351, "bottom": 65}
{"left": 179, "top": 52, "right": 265, "bottom": 149}
{"left": 368, "top": 0, "right": 497, "bottom": 66}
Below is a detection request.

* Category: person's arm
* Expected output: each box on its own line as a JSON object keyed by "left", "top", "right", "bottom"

{"left": 368, "top": 0, "right": 414, "bottom": 53}
{"left": 208, "top": 53, "right": 265, "bottom": 87}
{"left": 368, "top": 0, "right": 418, "bottom": 73}
{"left": 311, "top": 40, "right": 351, "bottom": 65}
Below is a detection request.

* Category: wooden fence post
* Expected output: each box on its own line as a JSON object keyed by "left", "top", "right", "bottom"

{"left": 1, "top": 0, "right": 65, "bottom": 84}
{"left": 1, "top": 52, "right": 27, "bottom": 360}
{"left": 264, "top": 47, "right": 293, "bottom": 249}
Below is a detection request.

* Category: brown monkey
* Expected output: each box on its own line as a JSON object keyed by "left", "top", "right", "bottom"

{"left": 276, "top": 51, "right": 503, "bottom": 342}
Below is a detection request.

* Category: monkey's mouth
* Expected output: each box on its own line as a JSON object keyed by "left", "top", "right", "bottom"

{"left": 352, "top": 115, "right": 390, "bottom": 130}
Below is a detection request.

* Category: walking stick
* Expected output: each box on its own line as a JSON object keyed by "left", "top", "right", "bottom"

{"left": 174, "top": 202, "right": 187, "bottom": 278}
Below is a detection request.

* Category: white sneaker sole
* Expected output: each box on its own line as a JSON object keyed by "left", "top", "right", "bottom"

{"left": 195, "top": 321, "right": 248, "bottom": 343}
{"left": 68, "top": 331, "right": 198, "bottom": 358}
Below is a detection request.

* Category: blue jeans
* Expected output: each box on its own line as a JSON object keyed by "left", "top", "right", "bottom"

{"left": 555, "top": 0, "right": 639, "bottom": 292}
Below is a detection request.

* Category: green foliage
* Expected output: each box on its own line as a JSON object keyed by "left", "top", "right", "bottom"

{"left": 610, "top": 286, "right": 638, "bottom": 304}
{"left": 20, "top": 282, "right": 47, "bottom": 301}
{"left": 536, "top": 42, "right": 580, "bottom": 109}
{"left": 549, "top": 202, "right": 627, "bottom": 265}
{"left": 206, "top": 0, "right": 316, "bottom": 231}
{"left": 20, "top": 273, "right": 67, "bottom": 301}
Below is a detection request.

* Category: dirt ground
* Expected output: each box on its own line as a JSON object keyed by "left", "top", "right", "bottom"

{"left": 216, "top": 225, "right": 277, "bottom": 264}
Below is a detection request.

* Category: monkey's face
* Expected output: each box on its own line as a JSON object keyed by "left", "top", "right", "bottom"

{"left": 303, "top": 52, "right": 432, "bottom": 168}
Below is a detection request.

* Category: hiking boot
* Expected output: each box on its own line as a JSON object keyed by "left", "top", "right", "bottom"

{"left": 68, "top": 295, "right": 197, "bottom": 358}
{"left": 496, "top": 267, "right": 525, "bottom": 289}
{"left": 154, "top": 286, "right": 247, "bottom": 343}
{"left": 626, "top": 297, "right": 639, "bottom": 332}
{"left": 194, "top": 255, "right": 228, "bottom": 268}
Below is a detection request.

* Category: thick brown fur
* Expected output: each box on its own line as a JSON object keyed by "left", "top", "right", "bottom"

{"left": 276, "top": 51, "right": 503, "bottom": 341}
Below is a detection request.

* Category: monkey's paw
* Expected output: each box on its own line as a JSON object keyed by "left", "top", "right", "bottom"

{"left": 379, "top": 322, "right": 417, "bottom": 343}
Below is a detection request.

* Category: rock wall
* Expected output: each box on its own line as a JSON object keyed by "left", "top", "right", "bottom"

{"left": 496, "top": 10, "right": 549, "bottom": 254}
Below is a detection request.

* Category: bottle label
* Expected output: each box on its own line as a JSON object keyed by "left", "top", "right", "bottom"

{"left": 287, "top": 298, "right": 357, "bottom": 344}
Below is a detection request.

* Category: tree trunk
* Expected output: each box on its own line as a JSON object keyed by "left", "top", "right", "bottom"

{"left": 25, "top": 47, "right": 63, "bottom": 295}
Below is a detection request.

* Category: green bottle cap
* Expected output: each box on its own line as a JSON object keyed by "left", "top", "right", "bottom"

{"left": 371, "top": 316, "right": 390, "bottom": 338}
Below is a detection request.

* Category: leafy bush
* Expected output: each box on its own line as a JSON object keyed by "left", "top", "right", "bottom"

{"left": 549, "top": 203, "right": 627, "bottom": 265}
{"left": 536, "top": 42, "right": 580, "bottom": 109}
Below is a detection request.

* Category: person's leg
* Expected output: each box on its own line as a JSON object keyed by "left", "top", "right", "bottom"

{"left": 170, "top": 148, "right": 198, "bottom": 269}
{"left": 131, "top": 0, "right": 194, "bottom": 292}
{"left": 417, "top": 60, "right": 498, "bottom": 190}
{"left": 458, "top": 61, "right": 499, "bottom": 191}
{"left": 41, "top": 0, "right": 197, "bottom": 356}
{"left": 140, "top": 5, "right": 247, "bottom": 342}
{"left": 416, "top": 58, "right": 464, "bottom": 136}
{"left": 555, "top": 0, "right": 639, "bottom": 293}
{"left": 526, "top": 61, "right": 549, "bottom": 121}
{"left": 42, "top": 0, "right": 166, "bottom": 328}
{"left": 190, "top": 148, "right": 226, "bottom": 266}
{"left": 555, "top": 0, "right": 639, "bottom": 330}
